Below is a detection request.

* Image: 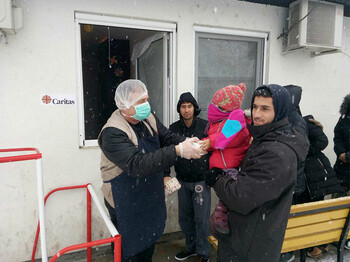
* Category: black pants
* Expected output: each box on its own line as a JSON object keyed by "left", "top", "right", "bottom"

{"left": 104, "top": 199, "right": 155, "bottom": 262}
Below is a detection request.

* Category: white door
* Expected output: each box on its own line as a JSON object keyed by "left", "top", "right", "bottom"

{"left": 136, "top": 34, "right": 170, "bottom": 126}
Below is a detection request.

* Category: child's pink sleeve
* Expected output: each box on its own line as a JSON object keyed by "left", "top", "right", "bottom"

{"left": 215, "top": 109, "right": 246, "bottom": 149}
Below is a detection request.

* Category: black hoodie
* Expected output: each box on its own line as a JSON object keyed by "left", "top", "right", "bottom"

{"left": 284, "top": 84, "right": 309, "bottom": 199}
{"left": 250, "top": 84, "right": 290, "bottom": 122}
{"left": 176, "top": 92, "right": 201, "bottom": 117}
{"left": 213, "top": 84, "right": 309, "bottom": 262}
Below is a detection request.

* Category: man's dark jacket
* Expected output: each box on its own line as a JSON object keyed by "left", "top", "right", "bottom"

{"left": 213, "top": 118, "right": 309, "bottom": 262}
{"left": 99, "top": 115, "right": 184, "bottom": 178}
{"left": 168, "top": 117, "right": 210, "bottom": 182}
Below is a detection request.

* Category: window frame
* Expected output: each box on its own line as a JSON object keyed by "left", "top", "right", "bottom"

{"left": 193, "top": 25, "right": 268, "bottom": 106}
{"left": 75, "top": 12, "right": 177, "bottom": 147}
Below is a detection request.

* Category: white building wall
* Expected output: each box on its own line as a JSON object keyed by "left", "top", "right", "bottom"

{"left": 0, "top": 0, "right": 349, "bottom": 260}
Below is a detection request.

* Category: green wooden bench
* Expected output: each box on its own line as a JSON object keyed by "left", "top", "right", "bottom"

{"left": 208, "top": 196, "right": 350, "bottom": 262}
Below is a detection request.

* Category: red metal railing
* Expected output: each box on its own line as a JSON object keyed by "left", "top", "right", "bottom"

{"left": 1, "top": 148, "right": 48, "bottom": 261}
{"left": 31, "top": 184, "right": 121, "bottom": 262}
{"left": 0, "top": 148, "right": 121, "bottom": 261}
{"left": 0, "top": 147, "right": 42, "bottom": 163}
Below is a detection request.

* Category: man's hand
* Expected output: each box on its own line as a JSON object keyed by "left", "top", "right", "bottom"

{"left": 204, "top": 168, "right": 225, "bottom": 187}
{"left": 176, "top": 137, "right": 206, "bottom": 159}
{"left": 164, "top": 176, "right": 172, "bottom": 189}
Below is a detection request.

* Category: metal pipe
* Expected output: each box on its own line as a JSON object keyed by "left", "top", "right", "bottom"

{"left": 49, "top": 237, "right": 117, "bottom": 262}
{"left": 87, "top": 184, "right": 119, "bottom": 236}
{"left": 36, "top": 158, "right": 48, "bottom": 262}
{"left": 114, "top": 234, "right": 122, "bottom": 262}
{"left": 32, "top": 185, "right": 89, "bottom": 261}
{"left": 0, "top": 147, "right": 42, "bottom": 163}
{"left": 86, "top": 187, "right": 92, "bottom": 262}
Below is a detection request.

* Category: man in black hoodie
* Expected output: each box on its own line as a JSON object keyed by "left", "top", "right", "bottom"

{"left": 167, "top": 92, "right": 211, "bottom": 262}
{"left": 204, "top": 85, "right": 309, "bottom": 262}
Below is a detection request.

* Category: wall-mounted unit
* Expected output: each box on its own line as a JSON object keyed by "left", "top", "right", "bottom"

{"left": 286, "top": 0, "right": 343, "bottom": 53}
{"left": 0, "top": 0, "right": 22, "bottom": 32}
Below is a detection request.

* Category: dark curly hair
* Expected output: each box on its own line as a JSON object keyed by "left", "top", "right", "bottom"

{"left": 340, "top": 94, "right": 350, "bottom": 117}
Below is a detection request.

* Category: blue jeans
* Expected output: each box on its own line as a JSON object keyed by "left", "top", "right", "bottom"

{"left": 178, "top": 180, "right": 211, "bottom": 259}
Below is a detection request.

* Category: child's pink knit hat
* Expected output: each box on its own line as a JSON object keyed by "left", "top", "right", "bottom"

{"left": 212, "top": 83, "right": 246, "bottom": 111}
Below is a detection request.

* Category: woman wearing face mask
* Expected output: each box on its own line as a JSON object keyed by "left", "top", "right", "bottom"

{"left": 98, "top": 79, "right": 206, "bottom": 262}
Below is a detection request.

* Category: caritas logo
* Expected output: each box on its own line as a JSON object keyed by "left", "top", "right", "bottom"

{"left": 41, "top": 94, "right": 76, "bottom": 105}
{"left": 42, "top": 95, "right": 52, "bottom": 104}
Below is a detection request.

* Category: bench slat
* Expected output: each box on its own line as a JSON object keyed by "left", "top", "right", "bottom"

{"left": 285, "top": 218, "right": 346, "bottom": 238}
{"left": 208, "top": 232, "right": 350, "bottom": 253}
{"left": 290, "top": 197, "right": 350, "bottom": 214}
{"left": 287, "top": 209, "right": 349, "bottom": 228}
{"left": 282, "top": 229, "right": 343, "bottom": 252}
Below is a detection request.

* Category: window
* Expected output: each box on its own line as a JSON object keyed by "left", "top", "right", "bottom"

{"left": 75, "top": 13, "right": 176, "bottom": 147}
{"left": 194, "top": 27, "right": 267, "bottom": 118}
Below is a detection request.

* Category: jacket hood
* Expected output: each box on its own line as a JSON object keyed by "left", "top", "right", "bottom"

{"left": 177, "top": 92, "right": 201, "bottom": 117}
{"left": 284, "top": 84, "right": 302, "bottom": 115}
{"left": 251, "top": 84, "right": 291, "bottom": 122}
{"left": 340, "top": 94, "right": 350, "bottom": 117}
{"left": 248, "top": 118, "right": 309, "bottom": 162}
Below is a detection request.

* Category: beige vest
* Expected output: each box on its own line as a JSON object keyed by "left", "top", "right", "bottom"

{"left": 98, "top": 109, "right": 157, "bottom": 208}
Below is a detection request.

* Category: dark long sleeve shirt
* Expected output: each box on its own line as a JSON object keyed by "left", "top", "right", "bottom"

{"left": 99, "top": 116, "right": 185, "bottom": 178}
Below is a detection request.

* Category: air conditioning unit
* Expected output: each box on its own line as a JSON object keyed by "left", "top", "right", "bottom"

{"left": 0, "top": 0, "right": 22, "bottom": 32}
{"left": 286, "top": 0, "right": 343, "bottom": 53}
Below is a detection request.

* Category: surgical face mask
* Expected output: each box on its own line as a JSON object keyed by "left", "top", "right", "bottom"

{"left": 132, "top": 101, "right": 151, "bottom": 121}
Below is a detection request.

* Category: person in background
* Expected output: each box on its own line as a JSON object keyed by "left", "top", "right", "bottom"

{"left": 98, "top": 79, "right": 205, "bottom": 262}
{"left": 280, "top": 84, "right": 309, "bottom": 262}
{"left": 204, "top": 85, "right": 309, "bottom": 262}
{"left": 166, "top": 92, "right": 211, "bottom": 262}
{"left": 284, "top": 85, "right": 308, "bottom": 203}
{"left": 334, "top": 94, "right": 350, "bottom": 193}
{"left": 200, "top": 83, "right": 251, "bottom": 236}
{"left": 300, "top": 115, "right": 343, "bottom": 258}
{"left": 333, "top": 94, "right": 350, "bottom": 249}
{"left": 302, "top": 115, "right": 343, "bottom": 201}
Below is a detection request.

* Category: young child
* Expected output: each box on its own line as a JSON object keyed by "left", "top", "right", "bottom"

{"left": 201, "top": 83, "right": 251, "bottom": 235}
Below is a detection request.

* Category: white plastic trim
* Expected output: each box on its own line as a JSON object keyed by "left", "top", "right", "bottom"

{"left": 87, "top": 184, "right": 119, "bottom": 237}
{"left": 193, "top": 25, "right": 268, "bottom": 39}
{"left": 75, "top": 12, "right": 176, "bottom": 31}
{"left": 36, "top": 159, "right": 48, "bottom": 262}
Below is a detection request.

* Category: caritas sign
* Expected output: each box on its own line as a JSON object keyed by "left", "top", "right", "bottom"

{"left": 41, "top": 94, "right": 76, "bottom": 105}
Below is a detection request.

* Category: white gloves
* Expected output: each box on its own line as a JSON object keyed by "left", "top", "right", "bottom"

{"left": 179, "top": 137, "right": 205, "bottom": 160}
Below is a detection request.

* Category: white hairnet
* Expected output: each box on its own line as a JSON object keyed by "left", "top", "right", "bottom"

{"left": 114, "top": 79, "right": 148, "bottom": 109}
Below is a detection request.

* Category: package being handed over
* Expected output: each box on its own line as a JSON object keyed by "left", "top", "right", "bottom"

{"left": 165, "top": 177, "right": 181, "bottom": 196}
